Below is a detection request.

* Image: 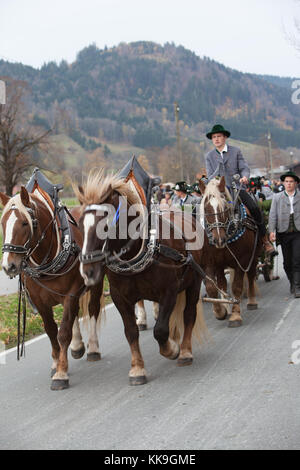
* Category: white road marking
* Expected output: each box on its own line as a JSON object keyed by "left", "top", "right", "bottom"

{"left": 274, "top": 299, "right": 295, "bottom": 332}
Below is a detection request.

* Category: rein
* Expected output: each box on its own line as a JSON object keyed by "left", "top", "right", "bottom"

{"left": 17, "top": 275, "right": 27, "bottom": 360}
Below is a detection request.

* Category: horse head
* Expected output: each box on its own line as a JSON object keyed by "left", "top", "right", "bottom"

{"left": 75, "top": 170, "right": 145, "bottom": 286}
{"left": 0, "top": 187, "right": 37, "bottom": 277}
{"left": 199, "top": 176, "right": 231, "bottom": 248}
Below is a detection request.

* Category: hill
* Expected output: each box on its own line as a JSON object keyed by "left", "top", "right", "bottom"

{"left": 0, "top": 41, "right": 300, "bottom": 181}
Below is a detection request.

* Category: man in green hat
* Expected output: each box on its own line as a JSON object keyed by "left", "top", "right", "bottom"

{"left": 205, "top": 123, "right": 277, "bottom": 256}
{"left": 269, "top": 170, "right": 300, "bottom": 296}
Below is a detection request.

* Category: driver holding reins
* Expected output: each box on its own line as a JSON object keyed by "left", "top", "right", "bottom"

{"left": 205, "top": 124, "right": 277, "bottom": 256}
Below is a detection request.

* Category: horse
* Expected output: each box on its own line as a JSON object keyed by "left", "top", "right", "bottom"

{"left": 198, "top": 176, "right": 262, "bottom": 327}
{"left": 74, "top": 169, "right": 208, "bottom": 385}
{"left": 0, "top": 186, "right": 103, "bottom": 390}
{"left": 135, "top": 300, "right": 159, "bottom": 331}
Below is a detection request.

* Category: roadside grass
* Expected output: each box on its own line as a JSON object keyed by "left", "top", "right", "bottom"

{"left": 61, "top": 197, "right": 78, "bottom": 207}
{"left": 0, "top": 297, "right": 64, "bottom": 349}
{"left": 0, "top": 276, "right": 111, "bottom": 350}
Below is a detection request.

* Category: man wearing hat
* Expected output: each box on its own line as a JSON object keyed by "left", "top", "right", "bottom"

{"left": 205, "top": 123, "right": 276, "bottom": 256}
{"left": 171, "top": 181, "right": 198, "bottom": 211}
{"left": 269, "top": 171, "right": 300, "bottom": 297}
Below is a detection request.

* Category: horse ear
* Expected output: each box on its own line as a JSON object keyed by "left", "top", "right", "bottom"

{"left": 20, "top": 186, "right": 31, "bottom": 208}
{"left": 219, "top": 176, "right": 226, "bottom": 193}
{"left": 0, "top": 192, "right": 10, "bottom": 207}
{"left": 198, "top": 180, "right": 206, "bottom": 195}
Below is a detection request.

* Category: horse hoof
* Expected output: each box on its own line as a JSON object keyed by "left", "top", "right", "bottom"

{"left": 71, "top": 345, "right": 85, "bottom": 359}
{"left": 129, "top": 375, "right": 147, "bottom": 386}
{"left": 51, "top": 379, "right": 69, "bottom": 391}
{"left": 216, "top": 313, "right": 228, "bottom": 321}
{"left": 247, "top": 303, "right": 258, "bottom": 310}
{"left": 87, "top": 352, "right": 101, "bottom": 362}
{"left": 228, "top": 320, "right": 242, "bottom": 328}
{"left": 177, "top": 357, "right": 193, "bottom": 367}
{"left": 138, "top": 324, "right": 147, "bottom": 331}
{"left": 169, "top": 346, "right": 180, "bottom": 360}
{"left": 50, "top": 368, "right": 56, "bottom": 378}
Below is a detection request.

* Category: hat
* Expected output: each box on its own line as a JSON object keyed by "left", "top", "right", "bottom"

{"left": 206, "top": 124, "right": 231, "bottom": 140}
{"left": 191, "top": 182, "right": 201, "bottom": 194}
{"left": 280, "top": 170, "right": 300, "bottom": 184}
{"left": 172, "top": 181, "right": 188, "bottom": 192}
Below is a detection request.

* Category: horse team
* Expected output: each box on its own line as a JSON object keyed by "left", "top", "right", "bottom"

{"left": 0, "top": 170, "right": 263, "bottom": 390}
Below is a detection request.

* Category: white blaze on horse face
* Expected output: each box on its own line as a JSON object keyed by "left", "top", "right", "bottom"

{"left": 2, "top": 211, "right": 18, "bottom": 270}
{"left": 82, "top": 213, "right": 96, "bottom": 255}
{"left": 80, "top": 213, "right": 96, "bottom": 279}
{"left": 210, "top": 197, "right": 221, "bottom": 241}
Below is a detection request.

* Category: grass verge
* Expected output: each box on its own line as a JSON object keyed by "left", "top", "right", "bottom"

{"left": 0, "top": 278, "right": 111, "bottom": 350}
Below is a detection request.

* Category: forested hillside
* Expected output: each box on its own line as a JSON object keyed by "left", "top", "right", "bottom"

{"left": 1, "top": 41, "right": 299, "bottom": 150}
{"left": 1, "top": 41, "right": 300, "bottom": 186}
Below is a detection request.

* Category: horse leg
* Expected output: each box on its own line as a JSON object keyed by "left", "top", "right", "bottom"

{"left": 37, "top": 304, "right": 60, "bottom": 377}
{"left": 205, "top": 268, "right": 228, "bottom": 320}
{"left": 111, "top": 291, "right": 147, "bottom": 385}
{"left": 153, "top": 302, "right": 159, "bottom": 321}
{"left": 70, "top": 316, "right": 86, "bottom": 359}
{"left": 136, "top": 300, "right": 148, "bottom": 331}
{"left": 246, "top": 263, "right": 258, "bottom": 310}
{"left": 51, "top": 296, "right": 79, "bottom": 390}
{"left": 86, "top": 285, "right": 102, "bottom": 361}
{"left": 154, "top": 293, "right": 180, "bottom": 360}
{"left": 228, "top": 268, "right": 244, "bottom": 328}
{"left": 177, "top": 279, "right": 200, "bottom": 367}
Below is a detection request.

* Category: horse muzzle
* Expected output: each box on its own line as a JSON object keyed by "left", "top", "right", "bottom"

{"left": 3, "top": 261, "right": 20, "bottom": 278}
{"left": 80, "top": 262, "right": 101, "bottom": 286}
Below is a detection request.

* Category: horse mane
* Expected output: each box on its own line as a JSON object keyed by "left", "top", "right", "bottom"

{"left": 73, "top": 169, "right": 143, "bottom": 207}
{"left": 201, "top": 178, "right": 231, "bottom": 210}
{"left": 1, "top": 194, "right": 34, "bottom": 231}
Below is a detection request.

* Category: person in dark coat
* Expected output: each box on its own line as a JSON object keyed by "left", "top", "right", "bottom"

{"left": 269, "top": 171, "right": 300, "bottom": 296}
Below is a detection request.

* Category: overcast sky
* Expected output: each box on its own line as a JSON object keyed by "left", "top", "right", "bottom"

{"left": 1, "top": 0, "right": 299, "bottom": 76}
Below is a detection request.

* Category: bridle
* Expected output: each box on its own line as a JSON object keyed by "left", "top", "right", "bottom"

{"left": 202, "top": 194, "right": 234, "bottom": 240}
{"left": 2, "top": 205, "right": 38, "bottom": 257}
{"left": 79, "top": 201, "right": 158, "bottom": 274}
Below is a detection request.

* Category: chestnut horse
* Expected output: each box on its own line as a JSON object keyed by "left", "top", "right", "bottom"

{"left": 198, "top": 177, "right": 262, "bottom": 327}
{"left": 0, "top": 187, "right": 103, "bottom": 390}
{"left": 75, "top": 170, "right": 208, "bottom": 385}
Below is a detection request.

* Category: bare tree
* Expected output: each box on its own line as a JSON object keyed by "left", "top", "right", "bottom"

{"left": 284, "top": 0, "right": 300, "bottom": 53}
{"left": 0, "top": 77, "right": 50, "bottom": 195}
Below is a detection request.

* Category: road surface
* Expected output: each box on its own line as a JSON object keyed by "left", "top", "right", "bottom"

{"left": 0, "top": 253, "right": 299, "bottom": 450}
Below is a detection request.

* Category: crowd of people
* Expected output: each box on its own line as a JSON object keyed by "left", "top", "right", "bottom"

{"left": 154, "top": 175, "right": 288, "bottom": 211}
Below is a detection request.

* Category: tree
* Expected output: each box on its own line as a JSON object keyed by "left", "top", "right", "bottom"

{"left": 0, "top": 77, "right": 50, "bottom": 195}
{"left": 84, "top": 147, "right": 107, "bottom": 173}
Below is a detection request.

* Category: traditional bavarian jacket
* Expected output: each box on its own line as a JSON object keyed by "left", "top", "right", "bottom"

{"left": 171, "top": 194, "right": 199, "bottom": 212}
{"left": 205, "top": 144, "right": 250, "bottom": 188}
{"left": 268, "top": 190, "right": 300, "bottom": 233}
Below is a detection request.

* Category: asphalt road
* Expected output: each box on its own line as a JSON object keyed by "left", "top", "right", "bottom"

{"left": 0, "top": 253, "right": 299, "bottom": 450}
{"left": 0, "top": 269, "right": 18, "bottom": 295}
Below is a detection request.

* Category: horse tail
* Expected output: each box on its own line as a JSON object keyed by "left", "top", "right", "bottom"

{"left": 169, "top": 291, "right": 209, "bottom": 345}
{"left": 79, "top": 289, "right": 106, "bottom": 331}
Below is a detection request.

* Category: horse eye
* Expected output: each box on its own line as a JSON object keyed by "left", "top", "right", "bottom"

{"left": 22, "top": 221, "right": 29, "bottom": 226}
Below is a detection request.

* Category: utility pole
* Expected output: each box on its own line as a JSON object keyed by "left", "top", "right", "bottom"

{"left": 290, "top": 151, "right": 294, "bottom": 169}
{"left": 174, "top": 101, "right": 184, "bottom": 180}
{"left": 267, "top": 130, "right": 273, "bottom": 180}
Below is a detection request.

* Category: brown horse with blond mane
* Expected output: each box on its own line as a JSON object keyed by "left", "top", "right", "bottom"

{"left": 198, "top": 176, "right": 262, "bottom": 327}
{"left": 75, "top": 169, "right": 208, "bottom": 385}
{"left": 0, "top": 186, "right": 103, "bottom": 390}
